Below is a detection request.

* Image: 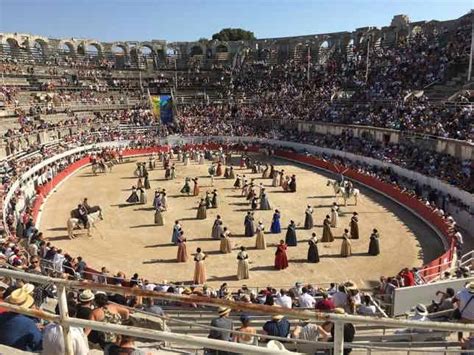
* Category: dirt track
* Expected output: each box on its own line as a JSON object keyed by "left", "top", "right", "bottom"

{"left": 39, "top": 154, "right": 443, "bottom": 289}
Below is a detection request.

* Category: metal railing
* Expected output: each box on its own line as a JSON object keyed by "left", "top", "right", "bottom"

{"left": 0, "top": 269, "right": 473, "bottom": 355}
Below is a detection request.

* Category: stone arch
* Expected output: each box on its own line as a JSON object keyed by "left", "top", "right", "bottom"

{"left": 139, "top": 44, "right": 154, "bottom": 57}
{"left": 112, "top": 43, "right": 128, "bottom": 56}
{"left": 215, "top": 43, "right": 229, "bottom": 53}
{"left": 189, "top": 45, "right": 204, "bottom": 56}
{"left": 86, "top": 42, "right": 103, "bottom": 57}
{"left": 58, "top": 40, "right": 76, "bottom": 55}
{"left": 318, "top": 40, "right": 330, "bottom": 64}
{"left": 5, "top": 37, "right": 20, "bottom": 56}
{"left": 31, "top": 38, "right": 48, "bottom": 59}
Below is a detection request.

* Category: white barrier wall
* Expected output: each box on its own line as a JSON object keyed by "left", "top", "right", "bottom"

{"left": 393, "top": 276, "right": 474, "bottom": 316}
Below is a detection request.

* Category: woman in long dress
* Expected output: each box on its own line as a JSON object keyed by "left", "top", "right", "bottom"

{"left": 126, "top": 186, "right": 139, "bottom": 204}
{"left": 350, "top": 212, "right": 359, "bottom": 239}
{"left": 196, "top": 199, "right": 207, "bottom": 219}
{"left": 139, "top": 188, "right": 147, "bottom": 204}
{"left": 234, "top": 174, "right": 241, "bottom": 188}
{"left": 216, "top": 162, "right": 223, "bottom": 176}
{"left": 244, "top": 212, "right": 255, "bottom": 237}
{"left": 237, "top": 246, "right": 250, "bottom": 280}
{"left": 289, "top": 175, "right": 297, "bottom": 192}
{"left": 229, "top": 167, "right": 235, "bottom": 179}
{"left": 259, "top": 189, "right": 271, "bottom": 210}
{"left": 184, "top": 153, "right": 189, "bottom": 166}
{"left": 180, "top": 177, "right": 191, "bottom": 195}
{"left": 192, "top": 178, "right": 200, "bottom": 196}
{"left": 171, "top": 221, "right": 181, "bottom": 245}
{"left": 161, "top": 191, "right": 168, "bottom": 211}
{"left": 144, "top": 173, "right": 151, "bottom": 190}
{"left": 255, "top": 221, "right": 266, "bottom": 250}
{"left": 272, "top": 170, "right": 279, "bottom": 187}
{"left": 285, "top": 220, "right": 297, "bottom": 246}
{"left": 330, "top": 202, "right": 339, "bottom": 228}
{"left": 211, "top": 190, "right": 218, "bottom": 208}
{"left": 307, "top": 233, "right": 320, "bottom": 263}
{"left": 304, "top": 206, "right": 313, "bottom": 229}
{"left": 170, "top": 165, "right": 176, "bottom": 180}
{"left": 274, "top": 240, "right": 289, "bottom": 270}
{"left": 193, "top": 248, "right": 207, "bottom": 284}
{"left": 341, "top": 229, "right": 352, "bottom": 257}
{"left": 270, "top": 210, "right": 281, "bottom": 234}
{"left": 220, "top": 227, "right": 233, "bottom": 254}
{"left": 368, "top": 228, "right": 380, "bottom": 255}
{"left": 321, "top": 215, "right": 334, "bottom": 242}
{"left": 282, "top": 176, "right": 290, "bottom": 191}
{"left": 154, "top": 208, "right": 164, "bottom": 226}
{"left": 137, "top": 178, "right": 143, "bottom": 189}
{"left": 212, "top": 216, "right": 224, "bottom": 239}
{"left": 177, "top": 232, "right": 188, "bottom": 262}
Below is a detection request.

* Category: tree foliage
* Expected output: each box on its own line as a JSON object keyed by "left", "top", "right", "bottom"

{"left": 211, "top": 28, "right": 256, "bottom": 41}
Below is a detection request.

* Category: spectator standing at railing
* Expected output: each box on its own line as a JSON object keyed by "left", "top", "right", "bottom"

{"left": 207, "top": 307, "right": 234, "bottom": 355}
{"left": 453, "top": 282, "right": 474, "bottom": 341}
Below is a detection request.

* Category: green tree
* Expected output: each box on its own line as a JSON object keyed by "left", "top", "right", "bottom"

{"left": 211, "top": 28, "right": 256, "bottom": 41}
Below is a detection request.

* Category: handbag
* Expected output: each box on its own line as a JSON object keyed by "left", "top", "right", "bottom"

{"left": 452, "top": 295, "right": 474, "bottom": 320}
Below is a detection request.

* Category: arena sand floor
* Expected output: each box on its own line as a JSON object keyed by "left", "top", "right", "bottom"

{"left": 39, "top": 154, "right": 443, "bottom": 290}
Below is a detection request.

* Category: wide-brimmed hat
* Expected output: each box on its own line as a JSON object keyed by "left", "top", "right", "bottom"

{"left": 414, "top": 303, "right": 428, "bottom": 316}
{"left": 218, "top": 307, "right": 231, "bottom": 316}
{"left": 79, "top": 289, "right": 95, "bottom": 303}
{"left": 466, "top": 281, "right": 474, "bottom": 293}
{"left": 333, "top": 308, "right": 345, "bottom": 314}
{"left": 266, "top": 340, "right": 286, "bottom": 350}
{"left": 6, "top": 287, "right": 34, "bottom": 309}
{"left": 272, "top": 314, "right": 284, "bottom": 320}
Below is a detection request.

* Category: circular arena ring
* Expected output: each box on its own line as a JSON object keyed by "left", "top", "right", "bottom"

{"left": 23, "top": 138, "right": 455, "bottom": 290}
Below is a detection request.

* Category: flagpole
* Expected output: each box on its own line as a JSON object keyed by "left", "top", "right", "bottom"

{"left": 307, "top": 45, "right": 311, "bottom": 83}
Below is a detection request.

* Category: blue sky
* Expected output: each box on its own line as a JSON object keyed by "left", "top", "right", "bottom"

{"left": 0, "top": 0, "right": 471, "bottom": 42}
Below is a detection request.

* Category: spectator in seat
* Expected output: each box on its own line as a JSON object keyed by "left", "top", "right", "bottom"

{"left": 207, "top": 307, "right": 234, "bottom": 355}
{"left": 76, "top": 289, "right": 94, "bottom": 320}
{"left": 427, "top": 287, "right": 455, "bottom": 318}
{"left": 0, "top": 286, "right": 43, "bottom": 352}
{"left": 316, "top": 292, "right": 335, "bottom": 312}
{"left": 275, "top": 289, "right": 292, "bottom": 308}
{"left": 262, "top": 314, "right": 291, "bottom": 339}
{"left": 42, "top": 300, "right": 89, "bottom": 355}
{"left": 357, "top": 295, "right": 377, "bottom": 316}
{"left": 454, "top": 282, "right": 474, "bottom": 340}
{"left": 291, "top": 318, "right": 329, "bottom": 341}
{"left": 105, "top": 319, "right": 145, "bottom": 355}
{"left": 298, "top": 287, "right": 316, "bottom": 308}
{"left": 328, "top": 308, "right": 356, "bottom": 355}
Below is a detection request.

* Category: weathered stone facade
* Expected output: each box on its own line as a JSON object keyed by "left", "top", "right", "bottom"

{"left": 0, "top": 12, "right": 471, "bottom": 69}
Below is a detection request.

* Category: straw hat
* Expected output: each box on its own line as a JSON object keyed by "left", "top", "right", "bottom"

{"left": 79, "top": 289, "right": 95, "bottom": 303}
{"left": 218, "top": 307, "right": 231, "bottom": 316}
{"left": 6, "top": 287, "right": 34, "bottom": 309}
{"left": 466, "top": 281, "right": 474, "bottom": 294}
{"left": 22, "top": 284, "right": 35, "bottom": 295}
{"left": 414, "top": 303, "right": 428, "bottom": 316}
{"left": 272, "top": 314, "right": 284, "bottom": 320}
{"left": 266, "top": 340, "right": 287, "bottom": 351}
{"left": 333, "top": 308, "right": 345, "bottom": 314}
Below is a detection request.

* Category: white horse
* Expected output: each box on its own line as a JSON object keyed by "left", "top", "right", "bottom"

{"left": 67, "top": 218, "right": 91, "bottom": 239}
{"left": 327, "top": 180, "right": 360, "bottom": 206}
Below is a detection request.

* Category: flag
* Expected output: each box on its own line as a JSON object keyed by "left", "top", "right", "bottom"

{"left": 150, "top": 95, "right": 160, "bottom": 119}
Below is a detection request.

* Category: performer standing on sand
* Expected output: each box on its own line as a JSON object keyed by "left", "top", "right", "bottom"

{"left": 244, "top": 212, "right": 255, "bottom": 237}
{"left": 270, "top": 209, "right": 281, "bottom": 234}
{"left": 196, "top": 198, "right": 207, "bottom": 219}
{"left": 330, "top": 202, "right": 339, "bottom": 228}
{"left": 171, "top": 220, "right": 182, "bottom": 245}
{"left": 350, "top": 212, "right": 359, "bottom": 239}
{"left": 307, "top": 233, "right": 320, "bottom": 263}
{"left": 285, "top": 220, "right": 297, "bottom": 247}
{"left": 212, "top": 216, "right": 224, "bottom": 239}
{"left": 321, "top": 215, "right": 334, "bottom": 242}
{"left": 192, "top": 178, "right": 200, "bottom": 196}
{"left": 368, "top": 229, "right": 380, "bottom": 255}
{"left": 220, "top": 227, "right": 233, "bottom": 254}
{"left": 255, "top": 221, "right": 266, "bottom": 249}
{"left": 193, "top": 248, "right": 207, "bottom": 284}
{"left": 304, "top": 205, "right": 314, "bottom": 229}
{"left": 177, "top": 231, "right": 188, "bottom": 262}
{"left": 274, "top": 240, "right": 289, "bottom": 270}
{"left": 237, "top": 246, "right": 250, "bottom": 280}
{"left": 341, "top": 229, "right": 352, "bottom": 257}
{"left": 181, "top": 177, "right": 191, "bottom": 195}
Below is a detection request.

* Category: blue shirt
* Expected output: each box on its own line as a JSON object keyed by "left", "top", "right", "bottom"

{"left": 263, "top": 318, "right": 291, "bottom": 338}
{"left": 0, "top": 312, "right": 43, "bottom": 351}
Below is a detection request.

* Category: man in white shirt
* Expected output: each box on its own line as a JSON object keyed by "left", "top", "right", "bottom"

{"left": 455, "top": 282, "right": 474, "bottom": 322}
{"left": 42, "top": 301, "right": 89, "bottom": 355}
{"left": 299, "top": 287, "right": 316, "bottom": 308}
{"left": 275, "top": 289, "right": 292, "bottom": 308}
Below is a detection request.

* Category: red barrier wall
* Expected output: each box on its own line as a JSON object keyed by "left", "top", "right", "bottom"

{"left": 27, "top": 145, "right": 454, "bottom": 283}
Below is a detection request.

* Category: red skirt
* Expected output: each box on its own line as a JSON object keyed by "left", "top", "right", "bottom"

{"left": 274, "top": 252, "right": 288, "bottom": 270}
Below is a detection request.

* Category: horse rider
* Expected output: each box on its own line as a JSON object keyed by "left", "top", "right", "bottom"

{"left": 77, "top": 204, "right": 88, "bottom": 228}
{"left": 345, "top": 181, "right": 353, "bottom": 195}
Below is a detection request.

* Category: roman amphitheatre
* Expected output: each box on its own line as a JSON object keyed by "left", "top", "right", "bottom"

{"left": 38, "top": 150, "right": 443, "bottom": 289}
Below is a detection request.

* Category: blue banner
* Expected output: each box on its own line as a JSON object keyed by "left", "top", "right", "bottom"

{"left": 159, "top": 95, "right": 173, "bottom": 124}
